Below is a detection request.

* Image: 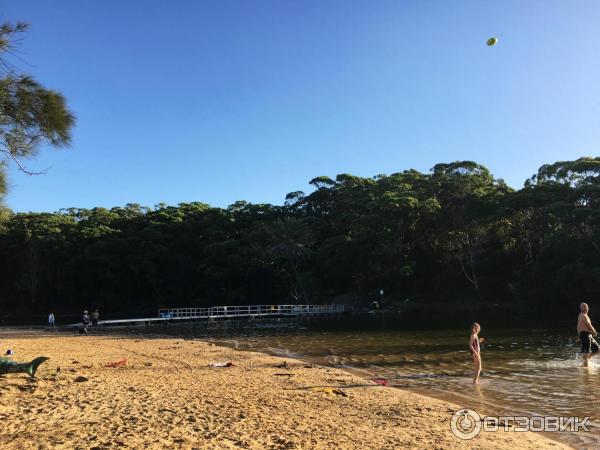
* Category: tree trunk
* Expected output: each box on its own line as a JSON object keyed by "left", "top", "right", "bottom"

{"left": 288, "top": 256, "right": 309, "bottom": 305}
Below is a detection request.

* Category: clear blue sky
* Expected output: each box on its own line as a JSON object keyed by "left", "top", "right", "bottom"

{"left": 3, "top": 0, "right": 600, "bottom": 212}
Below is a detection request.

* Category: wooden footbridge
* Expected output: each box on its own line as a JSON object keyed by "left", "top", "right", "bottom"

{"left": 68, "top": 304, "right": 346, "bottom": 328}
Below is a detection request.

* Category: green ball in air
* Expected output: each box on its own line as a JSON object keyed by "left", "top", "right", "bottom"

{"left": 487, "top": 37, "right": 498, "bottom": 46}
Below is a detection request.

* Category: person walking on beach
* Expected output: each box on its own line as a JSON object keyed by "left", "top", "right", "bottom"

{"left": 48, "top": 312, "right": 55, "bottom": 328}
{"left": 91, "top": 309, "right": 100, "bottom": 327}
{"left": 81, "top": 310, "right": 90, "bottom": 335}
{"left": 470, "top": 323, "right": 483, "bottom": 384}
{"left": 577, "top": 302, "right": 599, "bottom": 367}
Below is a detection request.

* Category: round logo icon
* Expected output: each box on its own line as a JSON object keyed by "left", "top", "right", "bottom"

{"left": 450, "top": 408, "right": 482, "bottom": 440}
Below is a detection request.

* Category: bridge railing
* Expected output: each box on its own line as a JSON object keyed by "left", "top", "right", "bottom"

{"left": 157, "top": 304, "right": 345, "bottom": 319}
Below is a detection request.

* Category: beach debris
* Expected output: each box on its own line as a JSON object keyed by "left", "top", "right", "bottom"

{"left": 56, "top": 367, "right": 61, "bottom": 373}
{"left": 303, "top": 364, "right": 314, "bottom": 369}
{"left": 17, "top": 384, "right": 36, "bottom": 393}
{"left": 274, "top": 373, "right": 294, "bottom": 377}
{"left": 373, "top": 378, "right": 390, "bottom": 387}
{"left": 5, "top": 349, "right": 14, "bottom": 356}
{"left": 0, "top": 356, "right": 49, "bottom": 378}
{"left": 74, "top": 376, "right": 88, "bottom": 382}
{"left": 208, "top": 362, "right": 234, "bottom": 367}
{"left": 311, "top": 387, "right": 348, "bottom": 397}
{"left": 105, "top": 359, "right": 127, "bottom": 368}
{"left": 275, "top": 361, "right": 289, "bottom": 369}
{"left": 326, "top": 378, "right": 349, "bottom": 384}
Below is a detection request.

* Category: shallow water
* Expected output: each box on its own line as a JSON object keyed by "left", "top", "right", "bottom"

{"left": 207, "top": 327, "right": 599, "bottom": 449}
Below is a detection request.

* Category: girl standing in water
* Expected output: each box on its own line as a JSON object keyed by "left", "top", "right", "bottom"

{"left": 470, "top": 323, "right": 483, "bottom": 384}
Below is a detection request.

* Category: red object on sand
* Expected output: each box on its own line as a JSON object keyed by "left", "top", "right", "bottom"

{"left": 373, "top": 378, "right": 390, "bottom": 386}
{"left": 105, "top": 359, "right": 127, "bottom": 368}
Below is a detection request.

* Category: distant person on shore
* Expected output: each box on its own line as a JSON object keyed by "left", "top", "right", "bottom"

{"left": 81, "top": 310, "right": 90, "bottom": 335}
{"left": 577, "top": 302, "right": 599, "bottom": 367}
{"left": 470, "top": 323, "right": 483, "bottom": 384}
{"left": 91, "top": 309, "right": 100, "bottom": 327}
{"left": 48, "top": 312, "right": 55, "bottom": 328}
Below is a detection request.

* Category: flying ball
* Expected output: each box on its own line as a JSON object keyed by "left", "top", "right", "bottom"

{"left": 486, "top": 37, "right": 498, "bottom": 46}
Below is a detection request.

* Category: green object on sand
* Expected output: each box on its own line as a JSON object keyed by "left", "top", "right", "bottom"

{"left": 0, "top": 356, "right": 49, "bottom": 378}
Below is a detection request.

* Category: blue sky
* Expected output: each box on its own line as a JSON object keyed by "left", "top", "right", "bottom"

{"left": 3, "top": 0, "right": 600, "bottom": 212}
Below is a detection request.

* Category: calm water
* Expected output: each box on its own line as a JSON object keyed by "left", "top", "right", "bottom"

{"left": 204, "top": 325, "right": 598, "bottom": 449}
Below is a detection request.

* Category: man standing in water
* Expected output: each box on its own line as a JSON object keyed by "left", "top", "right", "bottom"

{"left": 577, "top": 302, "right": 599, "bottom": 367}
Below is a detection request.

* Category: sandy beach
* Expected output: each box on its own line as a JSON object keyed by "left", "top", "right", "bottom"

{"left": 0, "top": 332, "right": 570, "bottom": 449}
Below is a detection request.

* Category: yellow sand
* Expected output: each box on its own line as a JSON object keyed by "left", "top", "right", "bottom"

{"left": 0, "top": 333, "right": 571, "bottom": 449}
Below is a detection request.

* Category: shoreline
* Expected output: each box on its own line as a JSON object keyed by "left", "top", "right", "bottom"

{"left": 0, "top": 332, "right": 572, "bottom": 449}
{"left": 206, "top": 334, "right": 580, "bottom": 450}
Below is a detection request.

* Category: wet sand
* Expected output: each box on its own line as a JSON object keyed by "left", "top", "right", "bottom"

{"left": 0, "top": 333, "right": 570, "bottom": 449}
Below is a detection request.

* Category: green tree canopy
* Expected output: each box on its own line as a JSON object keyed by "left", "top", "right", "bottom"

{"left": 0, "top": 21, "right": 75, "bottom": 184}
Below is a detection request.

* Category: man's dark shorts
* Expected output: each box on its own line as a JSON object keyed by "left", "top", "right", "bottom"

{"left": 580, "top": 331, "right": 600, "bottom": 354}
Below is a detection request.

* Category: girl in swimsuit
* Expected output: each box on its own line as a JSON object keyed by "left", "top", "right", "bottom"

{"left": 470, "top": 323, "right": 482, "bottom": 384}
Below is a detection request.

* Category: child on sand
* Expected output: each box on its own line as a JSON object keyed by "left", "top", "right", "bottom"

{"left": 470, "top": 323, "right": 483, "bottom": 384}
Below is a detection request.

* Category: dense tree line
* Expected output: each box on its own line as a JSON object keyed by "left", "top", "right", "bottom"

{"left": 1, "top": 158, "right": 599, "bottom": 319}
